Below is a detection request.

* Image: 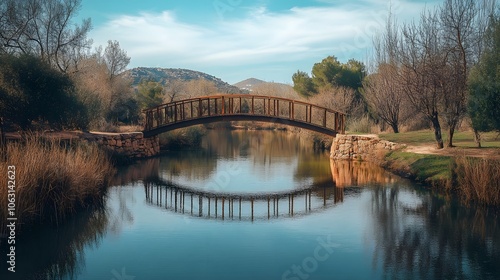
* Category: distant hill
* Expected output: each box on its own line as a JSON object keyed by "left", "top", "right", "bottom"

{"left": 125, "top": 67, "right": 243, "bottom": 94}
{"left": 234, "top": 78, "right": 266, "bottom": 91}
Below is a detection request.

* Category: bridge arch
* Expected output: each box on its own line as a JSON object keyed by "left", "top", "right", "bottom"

{"left": 143, "top": 94, "right": 345, "bottom": 137}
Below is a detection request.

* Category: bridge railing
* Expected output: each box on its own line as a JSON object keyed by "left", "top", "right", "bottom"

{"left": 144, "top": 94, "right": 345, "bottom": 134}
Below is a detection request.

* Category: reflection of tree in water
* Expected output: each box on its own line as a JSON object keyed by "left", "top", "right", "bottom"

{"left": 159, "top": 150, "right": 217, "bottom": 180}
{"left": 203, "top": 130, "right": 309, "bottom": 162}
{"left": 371, "top": 187, "right": 500, "bottom": 279}
{"left": 107, "top": 186, "right": 136, "bottom": 236}
{"left": 294, "top": 151, "right": 333, "bottom": 185}
{"left": 160, "top": 130, "right": 317, "bottom": 182}
{"left": 110, "top": 158, "right": 160, "bottom": 186}
{"left": 0, "top": 204, "right": 108, "bottom": 280}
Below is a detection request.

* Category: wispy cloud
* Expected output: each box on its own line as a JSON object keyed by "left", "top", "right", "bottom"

{"left": 90, "top": 0, "right": 441, "bottom": 82}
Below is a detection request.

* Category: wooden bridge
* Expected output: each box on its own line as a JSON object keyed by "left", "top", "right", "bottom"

{"left": 143, "top": 94, "right": 346, "bottom": 137}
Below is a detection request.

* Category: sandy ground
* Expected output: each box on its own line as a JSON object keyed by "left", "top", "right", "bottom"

{"left": 404, "top": 144, "right": 500, "bottom": 159}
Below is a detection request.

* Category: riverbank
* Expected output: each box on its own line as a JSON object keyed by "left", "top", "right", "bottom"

{"left": 0, "top": 135, "right": 115, "bottom": 236}
{"left": 331, "top": 132, "right": 500, "bottom": 207}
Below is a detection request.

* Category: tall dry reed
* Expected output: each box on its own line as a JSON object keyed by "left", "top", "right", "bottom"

{"left": 0, "top": 135, "right": 114, "bottom": 233}
{"left": 452, "top": 156, "right": 500, "bottom": 206}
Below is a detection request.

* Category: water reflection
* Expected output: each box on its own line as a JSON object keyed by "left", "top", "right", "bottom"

{"left": 330, "top": 160, "right": 401, "bottom": 187}
{"left": 371, "top": 187, "right": 500, "bottom": 279}
{"left": 2, "top": 131, "right": 499, "bottom": 280}
{"left": 143, "top": 177, "right": 354, "bottom": 221}
{"left": 0, "top": 204, "right": 108, "bottom": 280}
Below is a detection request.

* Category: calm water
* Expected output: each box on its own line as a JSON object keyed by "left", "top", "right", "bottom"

{"left": 2, "top": 130, "right": 500, "bottom": 280}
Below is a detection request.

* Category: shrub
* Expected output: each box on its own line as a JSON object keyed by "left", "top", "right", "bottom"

{"left": 452, "top": 156, "right": 500, "bottom": 206}
{"left": 0, "top": 135, "right": 115, "bottom": 234}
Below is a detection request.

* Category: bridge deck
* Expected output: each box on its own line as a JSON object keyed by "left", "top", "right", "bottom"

{"left": 143, "top": 94, "right": 345, "bottom": 137}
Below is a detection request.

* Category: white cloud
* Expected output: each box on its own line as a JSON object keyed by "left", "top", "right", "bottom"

{"left": 90, "top": 0, "right": 441, "bottom": 82}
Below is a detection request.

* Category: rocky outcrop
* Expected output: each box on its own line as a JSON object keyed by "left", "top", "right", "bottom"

{"left": 330, "top": 134, "right": 402, "bottom": 161}
{"left": 85, "top": 132, "right": 160, "bottom": 159}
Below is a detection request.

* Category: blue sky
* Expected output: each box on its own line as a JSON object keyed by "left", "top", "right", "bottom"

{"left": 79, "top": 0, "right": 441, "bottom": 84}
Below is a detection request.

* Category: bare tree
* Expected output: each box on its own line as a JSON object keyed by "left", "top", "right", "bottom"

{"left": 103, "top": 40, "right": 130, "bottom": 81}
{"left": 398, "top": 10, "right": 447, "bottom": 148}
{"left": 365, "top": 12, "right": 412, "bottom": 133}
{"left": 440, "top": 0, "right": 480, "bottom": 147}
{"left": 363, "top": 64, "right": 410, "bottom": 133}
{"left": 0, "top": 0, "right": 92, "bottom": 72}
{"left": 310, "top": 85, "right": 355, "bottom": 113}
{"left": 164, "top": 79, "right": 186, "bottom": 103}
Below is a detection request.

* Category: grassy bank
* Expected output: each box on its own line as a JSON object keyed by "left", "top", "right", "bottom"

{"left": 380, "top": 130, "right": 500, "bottom": 148}
{"left": 380, "top": 130, "right": 500, "bottom": 207}
{"left": 0, "top": 135, "right": 115, "bottom": 235}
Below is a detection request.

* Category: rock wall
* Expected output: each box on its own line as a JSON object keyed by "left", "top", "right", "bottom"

{"left": 330, "top": 134, "right": 401, "bottom": 161}
{"left": 85, "top": 132, "right": 160, "bottom": 159}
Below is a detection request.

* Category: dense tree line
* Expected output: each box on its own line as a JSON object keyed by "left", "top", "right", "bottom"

{"left": 296, "top": 0, "right": 499, "bottom": 149}
{"left": 0, "top": 0, "right": 140, "bottom": 131}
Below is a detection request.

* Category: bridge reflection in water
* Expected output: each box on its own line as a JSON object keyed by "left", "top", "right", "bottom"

{"left": 142, "top": 160, "right": 402, "bottom": 222}
{"left": 143, "top": 178, "right": 350, "bottom": 222}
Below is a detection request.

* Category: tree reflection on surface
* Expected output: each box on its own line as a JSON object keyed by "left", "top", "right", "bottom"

{"left": 371, "top": 187, "right": 500, "bottom": 279}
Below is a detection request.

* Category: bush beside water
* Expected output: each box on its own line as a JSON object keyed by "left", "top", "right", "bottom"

{"left": 0, "top": 135, "right": 115, "bottom": 235}
{"left": 452, "top": 157, "right": 500, "bottom": 206}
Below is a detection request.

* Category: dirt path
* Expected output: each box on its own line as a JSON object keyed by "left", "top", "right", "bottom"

{"left": 404, "top": 144, "right": 500, "bottom": 159}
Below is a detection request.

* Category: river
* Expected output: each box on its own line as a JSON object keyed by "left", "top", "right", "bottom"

{"left": 2, "top": 130, "right": 500, "bottom": 279}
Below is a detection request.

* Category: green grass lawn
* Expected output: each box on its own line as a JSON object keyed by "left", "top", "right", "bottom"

{"left": 379, "top": 130, "right": 500, "bottom": 148}
{"left": 385, "top": 151, "right": 452, "bottom": 181}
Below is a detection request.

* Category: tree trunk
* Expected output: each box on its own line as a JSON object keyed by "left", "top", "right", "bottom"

{"left": 473, "top": 129, "right": 482, "bottom": 148}
{"left": 447, "top": 125, "right": 455, "bottom": 148}
{"left": 431, "top": 114, "right": 444, "bottom": 149}
{"left": 391, "top": 123, "right": 399, "bottom": 133}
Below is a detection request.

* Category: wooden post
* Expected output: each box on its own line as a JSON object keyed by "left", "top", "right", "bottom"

{"left": 221, "top": 96, "right": 225, "bottom": 115}
{"left": 276, "top": 197, "right": 279, "bottom": 216}
{"left": 199, "top": 195, "right": 203, "bottom": 217}
{"left": 251, "top": 96, "right": 254, "bottom": 114}
{"left": 239, "top": 197, "right": 242, "bottom": 220}
{"left": 208, "top": 98, "right": 211, "bottom": 116}
{"left": 334, "top": 113, "right": 338, "bottom": 131}
{"left": 182, "top": 191, "right": 185, "bottom": 213}
{"left": 323, "top": 108, "right": 327, "bottom": 127}
{"left": 199, "top": 99, "right": 203, "bottom": 117}
{"left": 276, "top": 100, "right": 279, "bottom": 117}
{"left": 309, "top": 190, "right": 311, "bottom": 211}
{"left": 251, "top": 199, "right": 254, "bottom": 221}
{"left": 174, "top": 190, "right": 177, "bottom": 212}
{"left": 174, "top": 105, "right": 178, "bottom": 122}
{"left": 215, "top": 98, "right": 218, "bottom": 115}
{"left": 222, "top": 197, "right": 225, "bottom": 220}
{"left": 190, "top": 101, "right": 194, "bottom": 119}
{"left": 267, "top": 197, "right": 270, "bottom": 219}
{"left": 309, "top": 105, "right": 312, "bottom": 124}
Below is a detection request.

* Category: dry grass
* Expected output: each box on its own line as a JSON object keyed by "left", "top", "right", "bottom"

{"left": 452, "top": 156, "right": 500, "bottom": 206}
{"left": 0, "top": 135, "right": 114, "bottom": 233}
